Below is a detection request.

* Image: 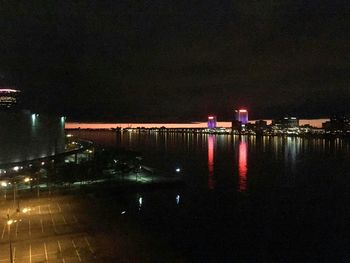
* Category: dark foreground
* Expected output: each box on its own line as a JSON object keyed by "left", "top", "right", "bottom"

{"left": 0, "top": 189, "right": 181, "bottom": 263}
{"left": 2, "top": 180, "right": 350, "bottom": 262}
{"left": 100, "top": 184, "right": 350, "bottom": 263}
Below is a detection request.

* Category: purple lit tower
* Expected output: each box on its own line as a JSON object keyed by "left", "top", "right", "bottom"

{"left": 208, "top": 115, "right": 217, "bottom": 129}
{"left": 234, "top": 109, "right": 249, "bottom": 124}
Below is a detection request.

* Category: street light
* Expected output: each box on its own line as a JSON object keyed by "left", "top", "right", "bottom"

{"left": 22, "top": 207, "right": 31, "bottom": 213}
{"left": 1, "top": 181, "right": 7, "bottom": 199}
{"left": 24, "top": 177, "right": 31, "bottom": 183}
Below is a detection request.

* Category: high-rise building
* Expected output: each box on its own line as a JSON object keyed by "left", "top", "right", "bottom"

{"left": 234, "top": 109, "right": 249, "bottom": 124}
{"left": 208, "top": 115, "right": 217, "bottom": 129}
{"left": 0, "top": 88, "right": 20, "bottom": 109}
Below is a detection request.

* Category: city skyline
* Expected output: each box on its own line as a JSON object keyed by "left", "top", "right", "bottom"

{"left": 1, "top": 2, "right": 350, "bottom": 262}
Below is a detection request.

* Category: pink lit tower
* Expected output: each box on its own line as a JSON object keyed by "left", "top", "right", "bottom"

{"left": 234, "top": 109, "right": 249, "bottom": 124}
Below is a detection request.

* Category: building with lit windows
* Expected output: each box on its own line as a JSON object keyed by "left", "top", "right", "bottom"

{"left": 0, "top": 88, "right": 20, "bottom": 109}
{"left": 272, "top": 117, "right": 299, "bottom": 128}
{"left": 0, "top": 87, "right": 66, "bottom": 168}
{"left": 208, "top": 115, "right": 217, "bottom": 129}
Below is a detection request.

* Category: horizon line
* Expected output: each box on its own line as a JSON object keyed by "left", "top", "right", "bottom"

{"left": 66, "top": 118, "right": 329, "bottom": 129}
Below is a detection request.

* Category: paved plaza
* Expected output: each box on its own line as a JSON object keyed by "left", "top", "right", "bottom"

{"left": 0, "top": 195, "right": 98, "bottom": 263}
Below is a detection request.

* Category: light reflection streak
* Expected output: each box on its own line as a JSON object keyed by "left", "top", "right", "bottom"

{"left": 208, "top": 135, "right": 215, "bottom": 190}
{"left": 176, "top": 195, "right": 180, "bottom": 205}
{"left": 238, "top": 139, "right": 247, "bottom": 192}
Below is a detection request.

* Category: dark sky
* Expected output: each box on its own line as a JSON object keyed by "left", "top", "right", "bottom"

{"left": 0, "top": 1, "right": 349, "bottom": 122}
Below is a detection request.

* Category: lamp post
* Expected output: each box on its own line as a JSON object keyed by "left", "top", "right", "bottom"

{"left": 13, "top": 182, "right": 16, "bottom": 208}
{"left": 7, "top": 214, "right": 13, "bottom": 263}
{"left": 36, "top": 172, "right": 40, "bottom": 198}
{"left": 12, "top": 182, "right": 19, "bottom": 213}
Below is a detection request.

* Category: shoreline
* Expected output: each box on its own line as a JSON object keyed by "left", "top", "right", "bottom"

{"left": 66, "top": 128, "right": 350, "bottom": 139}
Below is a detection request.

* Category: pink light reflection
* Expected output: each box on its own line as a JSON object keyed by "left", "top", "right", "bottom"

{"left": 238, "top": 140, "right": 247, "bottom": 192}
{"left": 208, "top": 135, "right": 215, "bottom": 190}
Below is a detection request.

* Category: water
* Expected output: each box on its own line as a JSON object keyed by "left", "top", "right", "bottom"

{"left": 71, "top": 130, "right": 350, "bottom": 262}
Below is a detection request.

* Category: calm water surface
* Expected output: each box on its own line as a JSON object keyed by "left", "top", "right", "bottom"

{"left": 72, "top": 130, "right": 350, "bottom": 262}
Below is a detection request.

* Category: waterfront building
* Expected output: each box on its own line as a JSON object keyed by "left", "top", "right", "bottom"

{"left": 0, "top": 89, "right": 67, "bottom": 169}
{"left": 322, "top": 115, "right": 350, "bottom": 134}
{"left": 255, "top": 120, "right": 268, "bottom": 135}
{"left": 234, "top": 109, "right": 249, "bottom": 124}
{"left": 231, "top": 109, "right": 248, "bottom": 133}
{"left": 208, "top": 115, "right": 217, "bottom": 129}
{"left": 231, "top": 120, "right": 242, "bottom": 132}
{"left": 0, "top": 88, "right": 20, "bottom": 109}
{"left": 0, "top": 111, "right": 66, "bottom": 168}
{"left": 272, "top": 117, "right": 299, "bottom": 128}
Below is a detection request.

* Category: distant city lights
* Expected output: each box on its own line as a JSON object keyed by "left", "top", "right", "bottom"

{"left": 138, "top": 197, "right": 143, "bottom": 207}
{"left": 176, "top": 195, "right": 180, "bottom": 205}
{"left": 0, "top": 89, "right": 20, "bottom": 93}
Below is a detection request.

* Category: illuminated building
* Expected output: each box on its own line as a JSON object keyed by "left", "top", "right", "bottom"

{"left": 234, "top": 109, "right": 248, "bottom": 124}
{"left": 208, "top": 115, "right": 217, "bottom": 129}
{"left": 272, "top": 117, "right": 299, "bottom": 128}
{"left": 231, "top": 109, "right": 248, "bottom": 132}
{"left": 0, "top": 111, "right": 66, "bottom": 168}
{"left": 0, "top": 89, "right": 20, "bottom": 109}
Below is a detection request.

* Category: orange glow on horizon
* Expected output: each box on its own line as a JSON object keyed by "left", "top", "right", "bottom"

{"left": 65, "top": 118, "right": 327, "bottom": 129}
{"left": 66, "top": 122, "right": 233, "bottom": 129}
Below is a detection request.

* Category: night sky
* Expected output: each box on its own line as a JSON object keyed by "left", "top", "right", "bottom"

{"left": 0, "top": 1, "right": 349, "bottom": 122}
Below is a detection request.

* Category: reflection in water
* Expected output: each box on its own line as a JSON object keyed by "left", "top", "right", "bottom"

{"left": 285, "top": 137, "right": 298, "bottom": 178}
{"left": 138, "top": 196, "right": 143, "bottom": 211}
{"left": 238, "top": 139, "right": 248, "bottom": 192}
{"left": 208, "top": 135, "right": 215, "bottom": 190}
{"left": 70, "top": 130, "right": 350, "bottom": 194}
